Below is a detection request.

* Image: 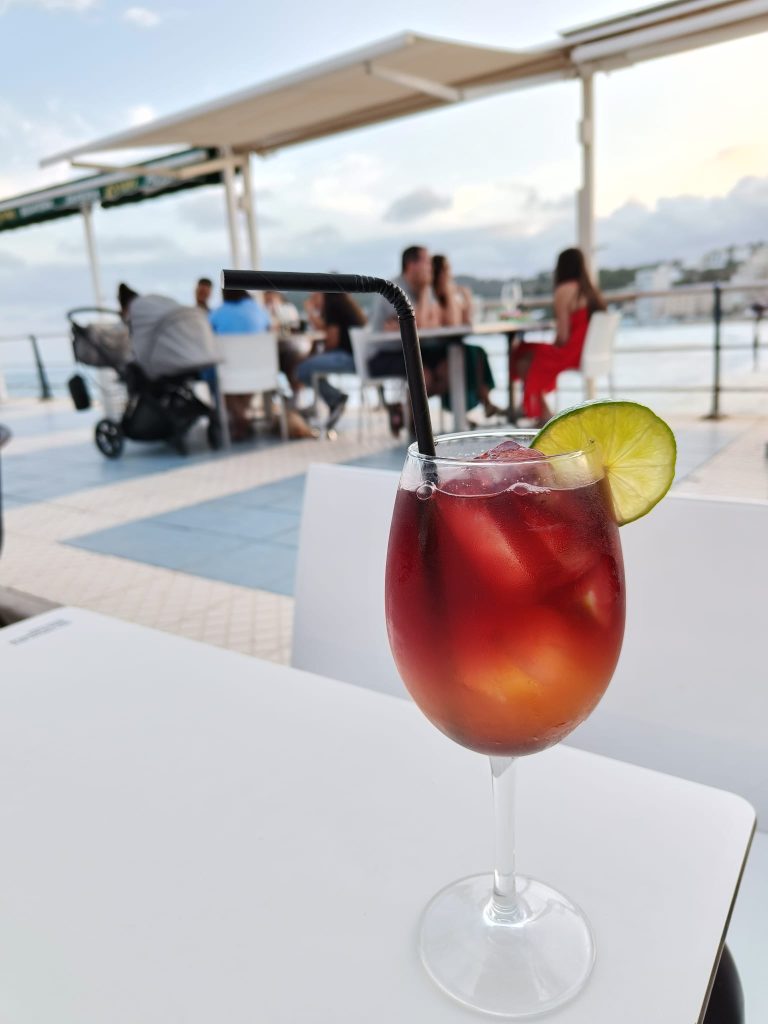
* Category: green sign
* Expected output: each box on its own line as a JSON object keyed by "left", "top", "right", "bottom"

{"left": 0, "top": 149, "right": 222, "bottom": 233}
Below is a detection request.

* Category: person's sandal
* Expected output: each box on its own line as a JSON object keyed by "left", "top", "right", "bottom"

{"left": 325, "top": 395, "right": 348, "bottom": 432}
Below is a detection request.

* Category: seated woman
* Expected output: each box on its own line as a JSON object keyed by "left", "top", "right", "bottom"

{"left": 209, "top": 288, "right": 271, "bottom": 441}
{"left": 512, "top": 247, "right": 606, "bottom": 426}
{"left": 431, "top": 254, "right": 500, "bottom": 419}
{"left": 295, "top": 292, "right": 367, "bottom": 432}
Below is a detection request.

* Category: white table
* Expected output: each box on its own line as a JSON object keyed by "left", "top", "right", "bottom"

{"left": 367, "top": 320, "right": 555, "bottom": 429}
{"left": 0, "top": 609, "right": 754, "bottom": 1024}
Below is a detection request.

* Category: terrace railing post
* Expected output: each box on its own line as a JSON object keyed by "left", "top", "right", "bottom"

{"left": 705, "top": 284, "right": 723, "bottom": 420}
{"left": 29, "top": 335, "right": 53, "bottom": 401}
{"left": 753, "top": 304, "right": 763, "bottom": 371}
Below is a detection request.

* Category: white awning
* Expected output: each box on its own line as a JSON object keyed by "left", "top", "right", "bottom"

{"left": 41, "top": 34, "right": 570, "bottom": 166}
{"left": 41, "top": 0, "right": 768, "bottom": 168}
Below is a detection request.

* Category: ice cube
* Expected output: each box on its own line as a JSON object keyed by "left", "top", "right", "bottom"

{"left": 572, "top": 556, "right": 624, "bottom": 628}
{"left": 435, "top": 492, "right": 541, "bottom": 601}
{"left": 476, "top": 439, "right": 545, "bottom": 463}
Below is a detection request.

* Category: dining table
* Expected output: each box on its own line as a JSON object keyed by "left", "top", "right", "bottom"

{"left": 365, "top": 319, "right": 555, "bottom": 430}
{"left": 0, "top": 606, "right": 754, "bottom": 1023}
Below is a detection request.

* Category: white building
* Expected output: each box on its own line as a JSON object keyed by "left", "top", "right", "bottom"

{"left": 633, "top": 264, "right": 682, "bottom": 323}
{"left": 725, "top": 244, "right": 768, "bottom": 312}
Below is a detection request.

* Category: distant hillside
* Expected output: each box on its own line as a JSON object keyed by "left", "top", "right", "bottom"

{"left": 457, "top": 266, "right": 644, "bottom": 298}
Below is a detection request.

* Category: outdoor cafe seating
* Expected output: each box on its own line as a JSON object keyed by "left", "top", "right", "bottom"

{"left": 214, "top": 330, "right": 288, "bottom": 443}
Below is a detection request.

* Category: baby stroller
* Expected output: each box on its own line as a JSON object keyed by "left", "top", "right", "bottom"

{"left": 68, "top": 297, "right": 222, "bottom": 458}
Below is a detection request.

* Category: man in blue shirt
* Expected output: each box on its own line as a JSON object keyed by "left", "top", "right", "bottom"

{"left": 209, "top": 289, "right": 271, "bottom": 334}
{"left": 209, "top": 288, "right": 272, "bottom": 440}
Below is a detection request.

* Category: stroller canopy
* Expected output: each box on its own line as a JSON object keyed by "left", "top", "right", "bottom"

{"left": 130, "top": 296, "right": 220, "bottom": 380}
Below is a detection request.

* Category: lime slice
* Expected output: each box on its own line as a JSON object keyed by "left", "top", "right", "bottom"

{"left": 532, "top": 400, "right": 676, "bottom": 525}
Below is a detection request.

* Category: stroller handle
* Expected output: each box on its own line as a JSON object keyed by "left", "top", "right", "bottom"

{"left": 66, "top": 307, "right": 121, "bottom": 323}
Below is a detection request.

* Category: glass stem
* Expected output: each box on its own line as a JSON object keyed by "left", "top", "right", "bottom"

{"left": 487, "top": 756, "right": 524, "bottom": 924}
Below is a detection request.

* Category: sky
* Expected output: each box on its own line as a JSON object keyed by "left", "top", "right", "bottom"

{"left": 0, "top": 0, "right": 767, "bottom": 331}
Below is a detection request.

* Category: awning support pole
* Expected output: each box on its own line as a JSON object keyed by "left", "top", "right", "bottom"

{"left": 81, "top": 203, "right": 105, "bottom": 307}
{"left": 577, "top": 72, "right": 596, "bottom": 275}
{"left": 241, "top": 155, "right": 260, "bottom": 269}
{"left": 221, "top": 147, "right": 242, "bottom": 270}
{"left": 81, "top": 203, "right": 119, "bottom": 417}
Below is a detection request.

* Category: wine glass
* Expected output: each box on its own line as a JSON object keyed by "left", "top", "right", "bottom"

{"left": 385, "top": 430, "right": 625, "bottom": 1017}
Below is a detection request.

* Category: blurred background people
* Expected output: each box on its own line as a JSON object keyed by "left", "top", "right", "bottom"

{"left": 295, "top": 291, "right": 367, "bottom": 432}
{"left": 431, "top": 253, "right": 499, "bottom": 419}
{"left": 368, "top": 245, "right": 442, "bottom": 436}
{"left": 209, "top": 288, "right": 271, "bottom": 440}
{"left": 264, "top": 290, "right": 301, "bottom": 336}
{"left": 511, "top": 247, "right": 606, "bottom": 426}
{"left": 195, "top": 277, "right": 213, "bottom": 313}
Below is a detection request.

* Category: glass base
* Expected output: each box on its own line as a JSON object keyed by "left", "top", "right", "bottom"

{"left": 419, "top": 873, "right": 595, "bottom": 1018}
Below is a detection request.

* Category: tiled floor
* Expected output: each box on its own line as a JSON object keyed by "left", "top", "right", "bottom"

{"left": 1, "top": 397, "right": 767, "bottom": 666}
{"left": 56, "top": 419, "right": 742, "bottom": 599}
{"left": 0, "top": 399, "right": 406, "bottom": 661}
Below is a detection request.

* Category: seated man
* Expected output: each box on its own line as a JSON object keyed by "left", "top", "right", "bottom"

{"left": 194, "top": 277, "right": 213, "bottom": 313}
{"left": 209, "top": 288, "right": 271, "bottom": 441}
{"left": 368, "top": 245, "right": 441, "bottom": 436}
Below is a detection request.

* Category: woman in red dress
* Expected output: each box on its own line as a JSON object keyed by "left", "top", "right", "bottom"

{"left": 512, "top": 247, "right": 606, "bottom": 425}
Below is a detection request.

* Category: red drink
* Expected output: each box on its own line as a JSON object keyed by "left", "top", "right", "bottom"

{"left": 386, "top": 441, "right": 625, "bottom": 756}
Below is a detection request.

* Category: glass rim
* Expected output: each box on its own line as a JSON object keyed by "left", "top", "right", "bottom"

{"left": 406, "top": 430, "right": 597, "bottom": 468}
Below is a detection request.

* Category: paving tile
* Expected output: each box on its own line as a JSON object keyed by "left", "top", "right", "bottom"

{"left": 156, "top": 502, "right": 299, "bottom": 542}
{"left": 190, "top": 540, "right": 297, "bottom": 593}
{"left": 66, "top": 520, "right": 245, "bottom": 571}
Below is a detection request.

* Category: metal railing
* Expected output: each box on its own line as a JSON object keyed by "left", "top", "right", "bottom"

{"left": 2, "top": 281, "right": 767, "bottom": 417}
{"left": 485, "top": 280, "right": 768, "bottom": 419}
{"left": 0, "top": 330, "right": 64, "bottom": 402}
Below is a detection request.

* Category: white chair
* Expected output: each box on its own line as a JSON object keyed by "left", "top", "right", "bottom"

{"left": 215, "top": 331, "right": 287, "bottom": 441}
{"left": 304, "top": 328, "right": 376, "bottom": 438}
{"left": 292, "top": 466, "right": 767, "bottom": 1005}
{"left": 350, "top": 327, "right": 412, "bottom": 439}
{"left": 557, "top": 310, "right": 620, "bottom": 407}
{"left": 348, "top": 327, "right": 445, "bottom": 438}
{"left": 293, "top": 463, "right": 768, "bottom": 819}
{"left": 291, "top": 463, "right": 404, "bottom": 698}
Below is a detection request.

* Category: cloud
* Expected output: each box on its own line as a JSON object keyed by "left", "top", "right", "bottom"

{"left": 0, "top": 0, "right": 95, "bottom": 12}
{"left": 0, "top": 251, "right": 229, "bottom": 334}
{"left": 247, "top": 174, "right": 768, "bottom": 280}
{"left": 123, "top": 5, "right": 160, "bottom": 27}
{"left": 177, "top": 191, "right": 280, "bottom": 232}
{"left": 57, "top": 234, "right": 182, "bottom": 259}
{"left": 2, "top": 176, "right": 767, "bottom": 336}
{"left": 308, "top": 153, "right": 384, "bottom": 217}
{"left": 127, "top": 104, "right": 156, "bottom": 127}
{"left": 0, "top": 250, "right": 25, "bottom": 271}
{"left": 599, "top": 176, "right": 768, "bottom": 265}
{"left": 384, "top": 188, "right": 452, "bottom": 224}
{"left": 0, "top": 101, "right": 96, "bottom": 193}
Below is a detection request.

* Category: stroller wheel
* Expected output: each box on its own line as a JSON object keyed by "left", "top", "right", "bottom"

{"left": 95, "top": 419, "right": 124, "bottom": 459}
{"left": 207, "top": 417, "right": 223, "bottom": 450}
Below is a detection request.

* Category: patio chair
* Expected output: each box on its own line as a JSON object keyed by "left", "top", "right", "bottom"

{"left": 293, "top": 463, "right": 768, "bottom": 817}
{"left": 292, "top": 463, "right": 403, "bottom": 698}
{"left": 215, "top": 331, "right": 288, "bottom": 441}
{"left": 292, "top": 463, "right": 764, "bottom": 1023}
{"left": 556, "top": 310, "right": 620, "bottom": 408}
{"left": 307, "top": 327, "right": 410, "bottom": 439}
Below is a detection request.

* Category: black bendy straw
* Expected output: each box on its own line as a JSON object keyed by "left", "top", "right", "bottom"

{"left": 221, "top": 269, "right": 436, "bottom": 457}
